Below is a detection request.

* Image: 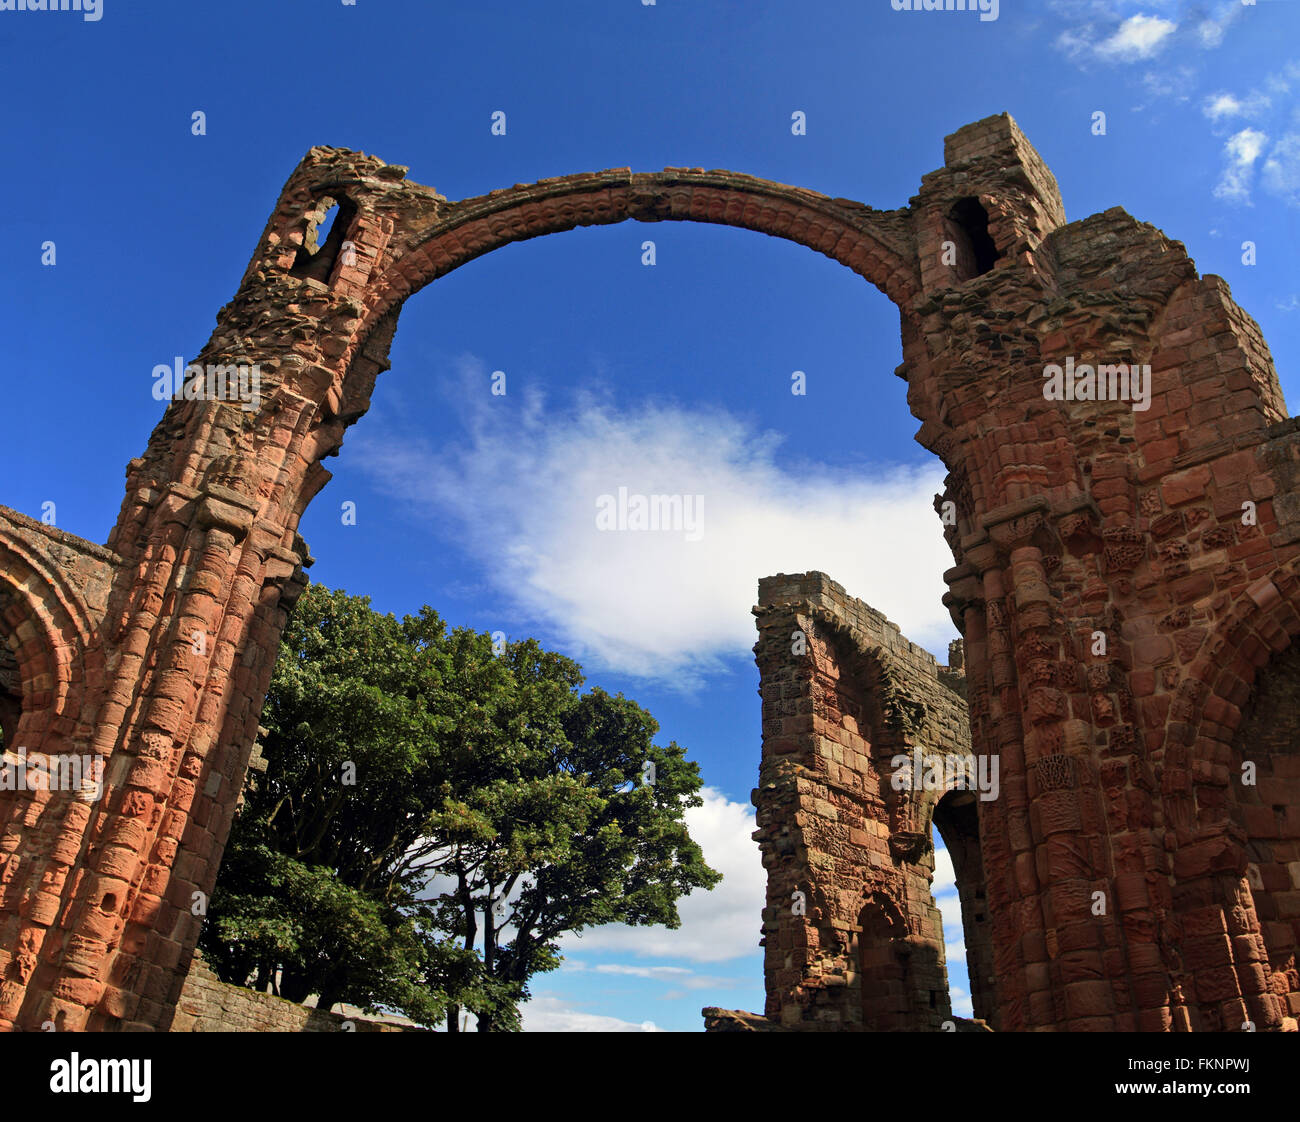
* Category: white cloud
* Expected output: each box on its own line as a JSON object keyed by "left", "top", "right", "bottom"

{"left": 1213, "top": 127, "right": 1269, "bottom": 204}
{"left": 1277, "top": 295, "right": 1300, "bottom": 314}
{"left": 559, "top": 786, "right": 763, "bottom": 963}
{"left": 933, "top": 844, "right": 956, "bottom": 897}
{"left": 1203, "top": 91, "right": 1270, "bottom": 123}
{"left": 520, "top": 995, "right": 661, "bottom": 1032}
{"left": 1261, "top": 133, "right": 1300, "bottom": 205}
{"left": 1095, "top": 14, "right": 1177, "bottom": 61}
{"left": 1264, "top": 60, "right": 1300, "bottom": 98}
{"left": 593, "top": 963, "right": 692, "bottom": 979}
{"left": 357, "top": 367, "right": 956, "bottom": 687}
{"left": 1195, "top": 2, "right": 1246, "bottom": 51}
{"left": 587, "top": 963, "right": 743, "bottom": 993}
{"left": 1137, "top": 62, "right": 1195, "bottom": 103}
{"left": 1197, "top": 20, "right": 1224, "bottom": 49}
{"left": 949, "top": 984, "right": 974, "bottom": 1019}
{"left": 1053, "top": 1, "right": 1244, "bottom": 69}
{"left": 1199, "top": 62, "right": 1300, "bottom": 205}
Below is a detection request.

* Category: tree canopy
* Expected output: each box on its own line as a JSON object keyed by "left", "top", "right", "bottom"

{"left": 201, "top": 582, "right": 720, "bottom": 1030}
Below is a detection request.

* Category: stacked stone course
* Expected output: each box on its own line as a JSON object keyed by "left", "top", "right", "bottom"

{"left": 171, "top": 952, "right": 411, "bottom": 1032}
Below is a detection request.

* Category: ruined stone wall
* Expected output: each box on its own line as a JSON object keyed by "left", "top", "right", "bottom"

{"left": 170, "top": 952, "right": 410, "bottom": 1032}
{"left": 751, "top": 572, "right": 977, "bottom": 1030}
{"left": 3, "top": 113, "right": 1299, "bottom": 1032}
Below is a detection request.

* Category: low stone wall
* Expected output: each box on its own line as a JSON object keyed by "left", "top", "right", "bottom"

{"left": 170, "top": 952, "right": 414, "bottom": 1032}
{"left": 702, "top": 1007, "right": 992, "bottom": 1032}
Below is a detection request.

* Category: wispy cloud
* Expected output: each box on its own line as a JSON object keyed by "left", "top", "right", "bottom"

{"left": 1053, "top": 1, "right": 1245, "bottom": 67}
{"left": 521, "top": 995, "right": 661, "bottom": 1032}
{"left": 1194, "top": 1, "right": 1247, "bottom": 50}
{"left": 356, "top": 360, "right": 956, "bottom": 688}
{"left": 1213, "top": 127, "right": 1269, "bottom": 204}
{"left": 1261, "top": 133, "right": 1300, "bottom": 205}
{"left": 1203, "top": 91, "right": 1271, "bottom": 123}
{"left": 1095, "top": 14, "right": 1177, "bottom": 61}
{"left": 1203, "top": 60, "right": 1300, "bottom": 206}
{"left": 585, "top": 962, "right": 744, "bottom": 993}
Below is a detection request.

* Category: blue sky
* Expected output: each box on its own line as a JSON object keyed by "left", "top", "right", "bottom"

{"left": 2, "top": 0, "right": 1298, "bottom": 1031}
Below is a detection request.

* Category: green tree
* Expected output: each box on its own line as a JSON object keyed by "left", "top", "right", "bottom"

{"left": 202, "top": 582, "right": 720, "bottom": 1030}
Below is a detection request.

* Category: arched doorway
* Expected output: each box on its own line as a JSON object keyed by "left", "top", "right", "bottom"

{"left": 857, "top": 896, "right": 914, "bottom": 1030}
{"left": 932, "top": 787, "right": 995, "bottom": 1027}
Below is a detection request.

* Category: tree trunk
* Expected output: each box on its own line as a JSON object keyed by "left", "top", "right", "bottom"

{"left": 279, "top": 968, "right": 312, "bottom": 1003}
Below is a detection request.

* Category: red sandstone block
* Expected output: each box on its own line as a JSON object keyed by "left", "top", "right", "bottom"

{"left": 1212, "top": 451, "right": 1259, "bottom": 488}
{"left": 1130, "top": 669, "right": 1157, "bottom": 698}
{"left": 129, "top": 893, "right": 165, "bottom": 927}
{"left": 1190, "top": 377, "right": 1228, "bottom": 401}
{"left": 1064, "top": 980, "right": 1115, "bottom": 1018}
{"left": 1152, "top": 346, "right": 1191, "bottom": 373}
{"left": 1162, "top": 465, "right": 1211, "bottom": 507}
{"left": 1027, "top": 989, "right": 1056, "bottom": 1025}
{"left": 1098, "top": 496, "right": 1133, "bottom": 517}
{"left": 98, "top": 985, "right": 135, "bottom": 1021}
{"left": 1188, "top": 401, "right": 1225, "bottom": 427}
{"left": 1192, "top": 965, "right": 1243, "bottom": 1004}
{"left": 1114, "top": 872, "right": 1149, "bottom": 912}
{"left": 1132, "top": 634, "right": 1174, "bottom": 667}
{"left": 1144, "top": 437, "right": 1182, "bottom": 463}
{"left": 53, "top": 977, "right": 105, "bottom": 1007}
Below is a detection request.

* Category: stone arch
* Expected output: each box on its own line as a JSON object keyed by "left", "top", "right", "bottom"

{"left": 1188, "top": 559, "right": 1300, "bottom": 753}
{"left": 1227, "top": 640, "right": 1300, "bottom": 1023}
{"left": 931, "top": 786, "right": 995, "bottom": 1027}
{"left": 289, "top": 169, "right": 931, "bottom": 533}
{"left": 1150, "top": 558, "right": 1300, "bottom": 1030}
{"left": 0, "top": 529, "right": 96, "bottom": 736}
{"left": 41, "top": 113, "right": 1300, "bottom": 1033}
{"left": 367, "top": 169, "right": 921, "bottom": 323}
{"left": 855, "top": 890, "right": 948, "bottom": 1031}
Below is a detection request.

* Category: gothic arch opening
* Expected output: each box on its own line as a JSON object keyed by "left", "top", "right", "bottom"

{"left": 1229, "top": 639, "right": 1300, "bottom": 1019}
{"left": 0, "top": 636, "right": 19, "bottom": 752}
{"left": 0, "top": 586, "right": 37, "bottom": 753}
{"left": 301, "top": 208, "right": 944, "bottom": 640}
{"left": 931, "top": 787, "right": 995, "bottom": 1027}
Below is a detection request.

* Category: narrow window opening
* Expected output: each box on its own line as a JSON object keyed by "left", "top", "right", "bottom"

{"left": 946, "top": 197, "right": 1001, "bottom": 278}
{"left": 315, "top": 204, "right": 341, "bottom": 248}
{"left": 933, "top": 789, "right": 997, "bottom": 1028}
{"left": 290, "top": 196, "right": 358, "bottom": 282}
{"left": 0, "top": 639, "right": 20, "bottom": 753}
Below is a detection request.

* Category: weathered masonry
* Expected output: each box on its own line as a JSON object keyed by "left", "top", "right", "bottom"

{"left": 732, "top": 572, "right": 986, "bottom": 1032}
{"left": 1, "top": 114, "right": 1298, "bottom": 1031}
